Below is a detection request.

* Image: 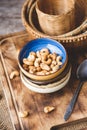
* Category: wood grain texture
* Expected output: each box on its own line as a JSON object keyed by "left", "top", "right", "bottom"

{"left": 1, "top": 34, "right": 87, "bottom": 130}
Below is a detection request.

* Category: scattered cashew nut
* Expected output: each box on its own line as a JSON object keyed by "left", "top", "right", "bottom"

{"left": 19, "top": 111, "right": 29, "bottom": 118}
{"left": 44, "top": 106, "right": 55, "bottom": 113}
{"left": 10, "top": 70, "right": 19, "bottom": 79}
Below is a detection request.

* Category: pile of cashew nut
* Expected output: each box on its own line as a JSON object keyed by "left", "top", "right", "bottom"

{"left": 22, "top": 48, "right": 63, "bottom": 76}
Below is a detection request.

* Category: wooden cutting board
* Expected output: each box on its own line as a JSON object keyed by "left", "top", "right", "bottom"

{"left": 0, "top": 32, "right": 87, "bottom": 130}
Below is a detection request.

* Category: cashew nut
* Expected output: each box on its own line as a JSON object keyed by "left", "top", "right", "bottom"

{"left": 36, "top": 70, "right": 46, "bottom": 75}
{"left": 48, "top": 53, "right": 57, "bottom": 60}
{"left": 40, "top": 63, "right": 50, "bottom": 71}
{"left": 29, "top": 66, "right": 36, "bottom": 74}
{"left": 10, "top": 70, "right": 19, "bottom": 79}
{"left": 58, "top": 61, "right": 63, "bottom": 66}
{"left": 52, "top": 60, "right": 57, "bottom": 65}
{"left": 40, "top": 48, "right": 49, "bottom": 56}
{"left": 36, "top": 51, "right": 41, "bottom": 58}
{"left": 34, "top": 58, "right": 41, "bottom": 67}
{"left": 56, "top": 56, "right": 62, "bottom": 63}
{"left": 19, "top": 111, "right": 29, "bottom": 118}
{"left": 36, "top": 67, "right": 42, "bottom": 72}
{"left": 41, "top": 55, "right": 47, "bottom": 61}
{"left": 42, "top": 58, "right": 52, "bottom": 65}
{"left": 50, "top": 63, "right": 55, "bottom": 69}
{"left": 23, "top": 64, "right": 29, "bottom": 71}
{"left": 23, "top": 58, "right": 34, "bottom": 66}
{"left": 28, "top": 54, "right": 36, "bottom": 62}
{"left": 44, "top": 106, "right": 55, "bottom": 113}
{"left": 51, "top": 64, "right": 59, "bottom": 73}
{"left": 36, "top": 70, "right": 50, "bottom": 75}
{"left": 45, "top": 71, "right": 50, "bottom": 75}
{"left": 29, "top": 51, "right": 36, "bottom": 56}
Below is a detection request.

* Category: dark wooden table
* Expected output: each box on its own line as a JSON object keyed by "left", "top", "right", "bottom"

{"left": 0, "top": 0, "right": 25, "bottom": 35}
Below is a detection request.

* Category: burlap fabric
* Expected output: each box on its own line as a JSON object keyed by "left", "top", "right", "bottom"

{"left": 0, "top": 82, "right": 14, "bottom": 130}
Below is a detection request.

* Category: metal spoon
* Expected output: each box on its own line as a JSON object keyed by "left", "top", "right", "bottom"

{"left": 64, "top": 59, "right": 87, "bottom": 121}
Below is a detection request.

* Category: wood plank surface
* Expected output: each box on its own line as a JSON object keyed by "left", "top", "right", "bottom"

{"left": 1, "top": 34, "right": 87, "bottom": 130}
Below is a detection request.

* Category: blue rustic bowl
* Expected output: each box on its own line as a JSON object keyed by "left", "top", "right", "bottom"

{"left": 18, "top": 38, "right": 68, "bottom": 81}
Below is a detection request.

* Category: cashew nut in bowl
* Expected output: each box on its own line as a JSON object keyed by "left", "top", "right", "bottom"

{"left": 29, "top": 51, "right": 36, "bottom": 57}
{"left": 50, "top": 63, "right": 55, "bottom": 69}
{"left": 41, "top": 55, "right": 47, "bottom": 61}
{"left": 36, "top": 66, "right": 42, "bottom": 72}
{"left": 48, "top": 53, "right": 57, "bottom": 60}
{"left": 36, "top": 70, "right": 46, "bottom": 75}
{"left": 29, "top": 65, "right": 36, "bottom": 69}
{"left": 36, "top": 51, "right": 41, "bottom": 58}
{"left": 29, "top": 66, "right": 37, "bottom": 74}
{"left": 58, "top": 61, "right": 63, "bottom": 66}
{"left": 52, "top": 53, "right": 57, "bottom": 60}
{"left": 45, "top": 71, "right": 50, "bottom": 75}
{"left": 56, "top": 56, "right": 62, "bottom": 63}
{"left": 23, "top": 58, "right": 30, "bottom": 65}
{"left": 56, "top": 56, "right": 63, "bottom": 66}
{"left": 40, "top": 63, "right": 51, "bottom": 71}
{"left": 52, "top": 60, "right": 57, "bottom": 66}
{"left": 23, "top": 58, "right": 34, "bottom": 66}
{"left": 40, "top": 48, "right": 49, "bottom": 56}
{"left": 23, "top": 64, "right": 29, "bottom": 71}
{"left": 42, "top": 58, "right": 52, "bottom": 65}
{"left": 34, "top": 58, "right": 41, "bottom": 67}
{"left": 51, "top": 64, "right": 60, "bottom": 73}
{"left": 28, "top": 54, "right": 36, "bottom": 62}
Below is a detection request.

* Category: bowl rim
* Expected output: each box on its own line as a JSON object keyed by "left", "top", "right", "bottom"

{"left": 18, "top": 38, "right": 68, "bottom": 81}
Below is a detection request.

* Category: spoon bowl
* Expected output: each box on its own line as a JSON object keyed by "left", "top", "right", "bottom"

{"left": 77, "top": 59, "right": 87, "bottom": 81}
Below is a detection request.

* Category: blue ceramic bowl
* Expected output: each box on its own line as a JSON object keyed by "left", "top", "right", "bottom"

{"left": 18, "top": 38, "right": 68, "bottom": 81}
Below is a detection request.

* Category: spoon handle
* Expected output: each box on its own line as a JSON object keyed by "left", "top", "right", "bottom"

{"left": 64, "top": 81, "right": 84, "bottom": 121}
